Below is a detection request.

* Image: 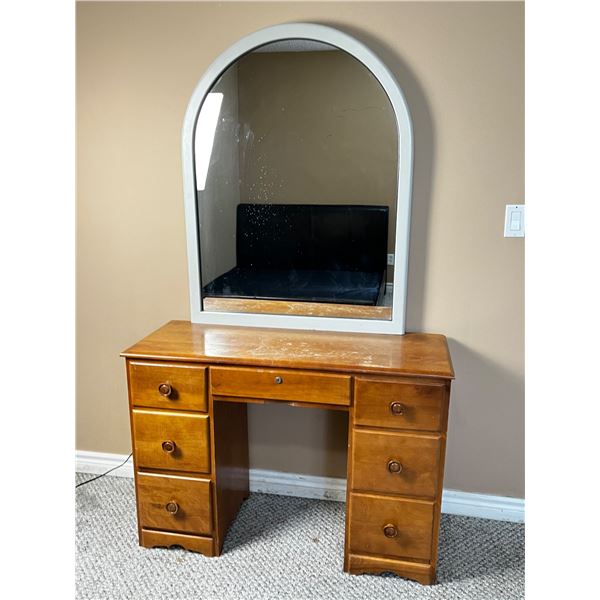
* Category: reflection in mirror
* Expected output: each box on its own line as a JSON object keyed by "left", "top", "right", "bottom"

{"left": 194, "top": 40, "right": 397, "bottom": 320}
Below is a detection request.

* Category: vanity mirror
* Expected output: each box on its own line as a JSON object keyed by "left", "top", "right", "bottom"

{"left": 182, "top": 24, "right": 413, "bottom": 334}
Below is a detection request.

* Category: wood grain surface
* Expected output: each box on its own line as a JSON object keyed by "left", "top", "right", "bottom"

{"left": 137, "top": 472, "right": 212, "bottom": 535}
{"left": 132, "top": 409, "right": 211, "bottom": 473}
{"left": 140, "top": 529, "right": 215, "bottom": 556}
{"left": 122, "top": 320, "right": 454, "bottom": 379}
{"left": 128, "top": 361, "right": 207, "bottom": 412}
{"left": 351, "top": 429, "right": 442, "bottom": 498}
{"left": 348, "top": 492, "right": 435, "bottom": 561}
{"left": 354, "top": 377, "right": 449, "bottom": 431}
{"left": 211, "top": 366, "right": 351, "bottom": 406}
{"left": 346, "top": 553, "right": 435, "bottom": 585}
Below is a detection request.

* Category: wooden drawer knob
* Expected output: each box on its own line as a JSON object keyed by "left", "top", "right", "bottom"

{"left": 389, "top": 401, "right": 405, "bottom": 416}
{"left": 274, "top": 376, "right": 283, "bottom": 385}
{"left": 387, "top": 460, "right": 403, "bottom": 474}
{"left": 383, "top": 523, "right": 398, "bottom": 538}
{"left": 161, "top": 440, "right": 176, "bottom": 454}
{"left": 165, "top": 501, "right": 179, "bottom": 515}
{"left": 158, "top": 382, "right": 173, "bottom": 397}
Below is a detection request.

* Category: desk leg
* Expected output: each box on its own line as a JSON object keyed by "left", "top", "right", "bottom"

{"left": 343, "top": 404, "right": 354, "bottom": 573}
{"left": 211, "top": 400, "right": 250, "bottom": 555}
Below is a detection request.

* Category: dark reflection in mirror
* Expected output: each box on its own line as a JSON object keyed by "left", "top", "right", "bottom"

{"left": 194, "top": 40, "right": 397, "bottom": 319}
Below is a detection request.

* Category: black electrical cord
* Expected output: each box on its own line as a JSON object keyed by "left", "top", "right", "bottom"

{"left": 76, "top": 453, "right": 133, "bottom": 488}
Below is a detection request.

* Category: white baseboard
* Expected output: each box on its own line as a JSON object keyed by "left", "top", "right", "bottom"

{"left": 250, "top": 468, "right": 347, "bottom": 502}
{"left": 440, "top": 489, "right": 523, "bottom": 522}
{"left": 76, "top": 450, "right": 524, "bottom": 522}
{"left": 77, "top": 450, "right": 135, "bottom": 478}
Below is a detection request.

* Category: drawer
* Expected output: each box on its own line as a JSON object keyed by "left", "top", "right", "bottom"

{"left": 137, "top": 472, "right": 212, "bottom": 536}
{"left": 348, "top": 493, "right": 434, "bottom": 561}
{"left": 351, "top": 429, "right": 441, "bottom": 498}
{"left": 128, "top": 361, "right": 207, "bottom": 412}
{"left": 132, "top": 409, "right": 210, "bottom": 473}
{"left": 354, "top": 378, "right": 447, "bottom": 431}
{"left": 210, "top": 366, "right": 351, "bottom": 406}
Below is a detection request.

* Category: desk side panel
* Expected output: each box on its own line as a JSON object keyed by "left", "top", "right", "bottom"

{"left": 211, "top": 392, "right": 250, "bottom": 553}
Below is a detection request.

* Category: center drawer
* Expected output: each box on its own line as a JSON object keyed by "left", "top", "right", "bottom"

{"left": 210, "top": 366, "right": 351, "bottom": 406}
{"left": 132, "top": 409, "right": 210, "bottom": 473}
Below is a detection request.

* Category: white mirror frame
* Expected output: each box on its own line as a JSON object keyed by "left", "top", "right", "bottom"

{"left": 182, "top": 23, "right": 413, "bottom": 335}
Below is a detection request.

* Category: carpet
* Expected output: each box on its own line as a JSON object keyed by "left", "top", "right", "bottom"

{"left": 76, "top": 473, "right": 524, "bottom": 599}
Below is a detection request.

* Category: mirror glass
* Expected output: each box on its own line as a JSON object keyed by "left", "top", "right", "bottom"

{"left": 194, "top": 40, "right": 397, "bottom": 320}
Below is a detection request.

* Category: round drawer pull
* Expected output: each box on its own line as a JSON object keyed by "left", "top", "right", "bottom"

{"left": 389, "top": 401, "right": 405, "bottom": 416}
{"left": 274, "top": 376, "right": 283, "bottom": 385}
{"left": 383, "top": 523, "right": 398, "bottom": 538}
{"left": 165, "top": 501, "right": 179, "bottom": 515}
{"left": 158, "top": 382, "right": 173, "bottom": 397}
{"left": 161, "top": 440, "right": 176, "bottom": 454}
{"left": 387, "top": 460, "right": 403, "bottom": 474}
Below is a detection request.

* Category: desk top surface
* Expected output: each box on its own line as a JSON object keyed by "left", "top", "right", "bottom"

{"left": 122, "top": 320, "right": 454, "bottom": 380}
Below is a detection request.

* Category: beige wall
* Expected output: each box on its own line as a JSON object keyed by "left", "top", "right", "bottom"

{"left": 237, "top": 51, "right": 396, "bottom": 209}
{"left": 77, "top": 1, "right": 524, "bottom": 498}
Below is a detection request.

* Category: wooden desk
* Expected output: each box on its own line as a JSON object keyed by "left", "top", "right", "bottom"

{"left": 122, "top": 320, "right": 454, "bottom": 585}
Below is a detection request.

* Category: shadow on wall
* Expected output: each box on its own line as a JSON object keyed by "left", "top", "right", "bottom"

{"left": 445, "top": 338, "right": 524, "bottom": 497}
{"left": 322, "top": 21, "right": 436, "bottom": 332}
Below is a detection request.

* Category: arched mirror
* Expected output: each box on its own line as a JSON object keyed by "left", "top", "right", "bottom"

{"left": 183, "top": 24, "right": 413, "bottom": 334}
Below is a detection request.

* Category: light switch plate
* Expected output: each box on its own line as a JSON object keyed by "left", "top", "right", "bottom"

{"left": 387, "top": 253, "right": 395, "bottom": 266}
{"left": 504, "top": 204, "right": 525, "bottom": 237}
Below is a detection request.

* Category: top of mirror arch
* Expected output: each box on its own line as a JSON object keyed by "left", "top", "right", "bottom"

{"left": 182, "top": 23, "right": 413, "bottom": 335}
